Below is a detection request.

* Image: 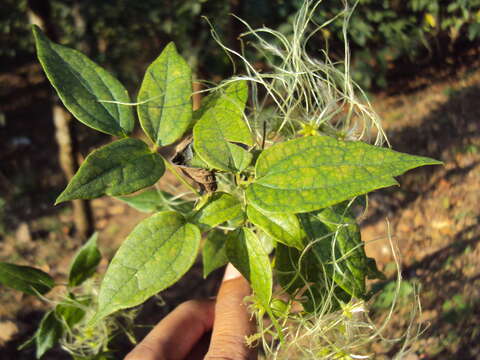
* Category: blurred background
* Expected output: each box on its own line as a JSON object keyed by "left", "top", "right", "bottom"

{"left": 0, "top": 0, "right": 479, "bottom": 358}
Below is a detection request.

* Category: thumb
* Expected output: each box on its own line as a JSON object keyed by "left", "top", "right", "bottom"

{"left": 204, "top": 264, "right": 257, "bottom": 360}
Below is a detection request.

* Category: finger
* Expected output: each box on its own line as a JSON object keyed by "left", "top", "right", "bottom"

{"left": 125, "top": 299, "right": 215, "bottom": 360}
{"left": 185, "top": 331, "right": 212, "bottom": 360}
{"left": 205, "top": 264, "right": 257, "bottom": 360}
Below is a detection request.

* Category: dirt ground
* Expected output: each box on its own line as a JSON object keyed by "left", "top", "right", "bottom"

{"left": 363, "top": 65, "right": 480, "bottom": 358}
{"left": 0, "top": 60, "right": 479, "bottom": 358}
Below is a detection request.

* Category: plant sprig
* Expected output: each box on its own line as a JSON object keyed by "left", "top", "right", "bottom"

{"left": 0, "top": 2, "right": 442, "bottom": 358}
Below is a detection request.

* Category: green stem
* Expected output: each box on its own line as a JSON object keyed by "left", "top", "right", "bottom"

{"left": 159, "top": 154, "right": 201, "bottom": 197}
{"left": 154, "top": 183, "right": 175, "bottom": 212}
{"left": 266, "top": 307, "right": 285, "bottom": 343}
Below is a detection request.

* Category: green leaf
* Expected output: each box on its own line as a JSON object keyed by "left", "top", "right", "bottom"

{"left": 226, "top": 228, "right": 272, "bottom": 307}
{"left": 192, "top": 81, "right": 248, "bottom": 126}
{"left": 192, "top": 85, "right": 229, "bottom": 120}
{"left": 35, "top": 310, "right": 63, "bottom": 359}
{"left": 0, "top": 262, "right": 54, "bottom": 296}
{"left": 275, "top": 243, "right": 307, "bottom": 294}
{"left": 56, "top": 138, "right": 165, "bottom": 204}
{"left": 311, "top": 207, "right": 366, "bottom": 297}
{"left": 187, "top": 150, "right": 210, "bottom": 169}
{"left": 56, "top": 299, "right": 86, "bottom": 328}
{"left": 275, "top": 243, "right": 351, "bottom": 313}
{"left": 137, "top": 42, "right": 193, "bottom": 146}
{"left": 366, "top": 257, "right": 385, "bottom": 280}
{"left": 94, "top": 211, "right": 200, "bottom": 321}
{"left": 202, "top": 229, "right": 229, "bottom": 278}
{"left": 17, "top": 334, "right": 36, "bottom": 351}
{"left": 115, "top": 189, "right": 194, "bottom": 214}
{"left": 246, "top": 136, "right": 441, "bottom": 213}
{"left": 246, "top": 205, "right": 304, "bottom": 250}
{"left": 32, "top": 25, "right": 134, "bottom": 136}
{"left": 297, "top": 205, "right": 378, "bottom": 298}
{"left": 115, "top": 189, "right": 166, "bottom": 213}
{"left": 275, "top": 203, "right": 374, "bottom": 311}
{"left": 194, "top": 192, "right": 244, "bottom": 228}
{"left": 257, "top": 230, "right": 275, "bottom": 255}
{"left": 193, "top": 81, "right": 254, "bottom": 172}
{"left": 68, "top": 232, "right": 101, "bottom": 287}
{"left": 228, "top": 143, "right": 254, "bottom": 173}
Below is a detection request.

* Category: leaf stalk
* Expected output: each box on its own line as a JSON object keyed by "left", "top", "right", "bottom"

{"left": 159, "top": 154, "right": 201, "bottom": 197}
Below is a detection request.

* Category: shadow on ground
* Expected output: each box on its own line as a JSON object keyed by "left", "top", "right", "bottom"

{"left": 365, "top": 81, "right": 480, "bottom": 359}
{"left": 364, "top": 84, "right": 480, "bottom": 227}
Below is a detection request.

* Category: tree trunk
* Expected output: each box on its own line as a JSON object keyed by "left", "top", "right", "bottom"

{"left": 52, "top": 107, "right": 93, "bottom": 239}
{"left": 27, "top": 0, "right": 93, "bottom": 239}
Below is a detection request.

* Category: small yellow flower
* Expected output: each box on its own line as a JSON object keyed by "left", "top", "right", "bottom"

{"left": 298, "top": 123, "right": 319, "bottom": 137}
{"left": 424, "top": 13, "right": 436, "bottom": 28}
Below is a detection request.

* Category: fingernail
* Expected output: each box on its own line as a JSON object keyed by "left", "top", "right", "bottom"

{"left": 223, "top": 263, "right": 242, "bottom": 281}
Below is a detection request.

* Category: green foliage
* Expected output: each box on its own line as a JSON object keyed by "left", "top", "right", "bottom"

{"left": 32, "top": 25, "right": 134, "bottom": 136}
{"left": 35, "top": 311, "right": 64, "bottom": 359}
{"left": 2, "top": 0, "right": 241, "bottom": 90}
{"left": 301, "top": 207, "right": 372, "bottom": 297}
{"left": 193, "top": 81, "right": 253, "bottom": 172}
{"left": 21, "top": 11, "right": 444, "bottom": 356}
{"left": 31, "top": 28, "right": 440, "bottom": 321}
{"left": 137, "top": 42, "right": 193, "bottom": 146}
{"left": 55, "top": 138, "right": 165, "bottom": 204}
{"left": 373, "top": 280, "right": 415, "bottom": 310}
{"left": 56, "top": 300, "right": 86, "bottom": 329}
{"left": 68, "top": 232, "right": 102, "bottom": 287}
{"left": 275, "top": 242, "right": 352, "bottom": 313}
{"left": 194, "top": 192, "right": 244, "bottom": 228}
{"left": 273, "top": 203, "right": 384, "bottom": 312}
{"left": 115, "top": 189, "right": 194, "bottom": 213}
{"left": 441, "top": 293, "right": 475, "bottom": 325}
{"left": 0, "top": 0, "right": 32, "bottom": 59}
{"left": 0, "top": 261, "right": 54, "bottom": 296}
{"left": 4, "top": 0, "right": 479, "bottom": 93}
{"left": 277, "top": 0, "right": 480, "bottom": 88}
{"left": 246, "top": 205, "right": 304, "bottom": 250}
{"left": 7, "top": 232, "right": 137, "bottom": 358}
{"left": 202, "top": 229, "right": 229, "bottom": 278}
{"left": 94, "top": 212, "right": 201, "bottom": 321}
{"left": 226, "top": 228, "right": 273, "bottom": 307}
{"left": 246, "top": 136, "right": 441, "bottom": 213}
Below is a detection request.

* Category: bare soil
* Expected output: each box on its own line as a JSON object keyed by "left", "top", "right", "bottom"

{"left": 362, "top": 65, "right": 480, "bottom": 359}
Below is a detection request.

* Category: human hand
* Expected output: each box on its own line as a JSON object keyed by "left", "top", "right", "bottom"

{"left": 125, "top": 264, "right": 257, "bottom": 360}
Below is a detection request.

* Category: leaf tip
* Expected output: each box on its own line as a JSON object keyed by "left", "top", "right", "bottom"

{"left": 31, "top": 24, "right": 41, "bottom": 36}
{"left": 31, "top": 24, "right": 48, "bottom": 47}
{"left": 164, "top": 41, "right": 178, "bottom": 53}
{"left": 202, "top": 270, "right": 209, "bottom": 279}
{"left": 413, "top": 155, "right": 443, "bottom": 167}
{"left": 87, "top": 308, "right": 110, "bottom": 328}
{"left": 54, "top": 194, "right": 66, "bottom": 206}
{"left": 55, "top": 189, "right": 76, "bottom": 205}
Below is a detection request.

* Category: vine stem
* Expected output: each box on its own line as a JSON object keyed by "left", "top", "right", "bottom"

{"left": 266, "top": 307, "right": 285, "bottom": 344}
{"left": 158, "top": 154, "right": 201, "bottom": 197}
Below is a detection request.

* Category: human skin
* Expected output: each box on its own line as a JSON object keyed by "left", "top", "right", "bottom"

{"left": 125, "top": 264, "right": 257, "bottom": 360}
